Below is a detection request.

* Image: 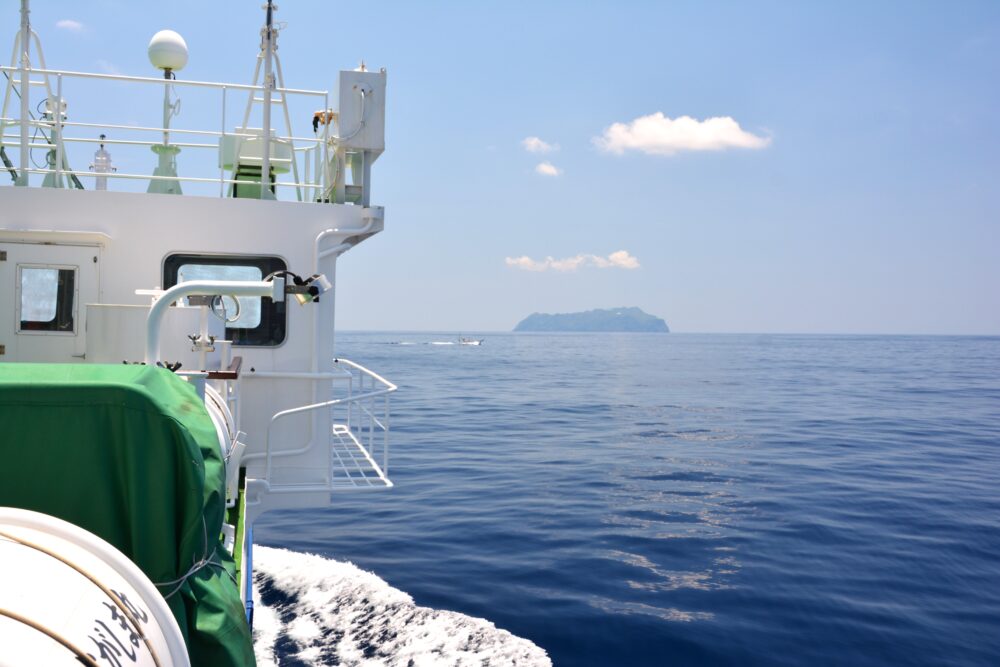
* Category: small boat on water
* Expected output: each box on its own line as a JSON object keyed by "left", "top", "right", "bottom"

{"left": 459, "top": 337, "right": 484, "bottom": 346}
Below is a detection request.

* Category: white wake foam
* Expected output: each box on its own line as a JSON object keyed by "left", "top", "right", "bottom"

{"left": 252, "top": 546, "right": 551, "bottom": 666}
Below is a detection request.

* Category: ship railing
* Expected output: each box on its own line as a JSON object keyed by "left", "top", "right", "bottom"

{"left": 0, "top": 65, "right": 362, "bottom": 203}
{"left": 250, "top": 358, "right": 396, "bottom": 492}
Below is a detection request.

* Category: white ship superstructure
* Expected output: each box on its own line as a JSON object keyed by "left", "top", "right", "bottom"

{"left": 0, "top": 2, "right": 393, "bottom": 663}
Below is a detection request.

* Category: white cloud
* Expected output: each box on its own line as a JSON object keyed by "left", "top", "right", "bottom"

{"left": 594, "top": 112, "right": 770, "bottom": 156}
{"left": 522, "top": 136, "right": 557, "bottom": 153}
{"left": 96, "top": 60, "right": 121, "bottom": 75}
{"left": 505, "top": 250, "right": 640, "bottom": 272}
{"left": 535, "top": 161, "right": 562, "bottom": 177}
{"left": 56, "top": 19, "right": 84, "bottom": 32}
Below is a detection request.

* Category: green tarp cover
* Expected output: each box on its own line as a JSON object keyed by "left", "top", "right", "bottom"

{"left": 0, "top": 364, "right": 255, "bottom": 666}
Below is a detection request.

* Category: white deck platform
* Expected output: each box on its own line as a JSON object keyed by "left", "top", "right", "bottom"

{"left": 330, "top": 424, "right": 392, "bottom": 489}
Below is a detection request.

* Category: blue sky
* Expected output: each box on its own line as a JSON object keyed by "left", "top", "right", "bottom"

{"left": 7, "top": 1, "right": 999, "bottom": 333}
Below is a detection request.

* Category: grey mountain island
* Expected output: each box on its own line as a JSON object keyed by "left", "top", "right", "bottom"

{"left": 514, "top": 307, "right": 669, "bottom": 333}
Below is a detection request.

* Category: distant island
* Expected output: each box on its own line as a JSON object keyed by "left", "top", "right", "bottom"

{"left": 514, "top": 307, "right": 669, "bottom": 333}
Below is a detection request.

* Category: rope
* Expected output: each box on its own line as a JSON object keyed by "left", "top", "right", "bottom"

{"left": 0, "top": 530, "right": 162, "bottom": 667}
{"left": 0, "top": 608, "right": 100, "bottom": 667}
{"left": 154, "top": 517, "right": 238, "bottom": 600}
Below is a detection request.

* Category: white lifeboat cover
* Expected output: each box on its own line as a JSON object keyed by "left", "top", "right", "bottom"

{"left": 0, "top": 508, "right": 189, "bottom": 667}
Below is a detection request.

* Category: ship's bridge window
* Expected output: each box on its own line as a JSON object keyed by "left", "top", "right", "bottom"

{"left": 163, "top": 253, "right": 287, "bottom": 346}
{"left": 17, "top": 265, "right": 77, "bottom": 334}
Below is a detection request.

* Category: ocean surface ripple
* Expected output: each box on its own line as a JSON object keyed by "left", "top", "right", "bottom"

{"left": 256, "top": 333, "right": 1000, "bottom": 666}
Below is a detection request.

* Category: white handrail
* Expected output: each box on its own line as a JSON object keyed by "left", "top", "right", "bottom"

{"left": 245, "top": 370, "right": 346, "bottom": 380}
{"left": 144, "top": 279, "right": 281, "bottom": 365}
{"left": 240, "top": 358, "right": 396, "bottom": 487}
{"left": 334, "top": 357, "right": 397, "bottom": 391}
{"left": 0, "top": 63, "right": 334, "bottom": 200}
{"left": 4, "top": 122, "right": 325, "bottom": 145}
{"left": 18, "top": 167, "right": 324, "bottom": 189}
{"left": 0, "top": 64, "right": 326, "bottom": 96}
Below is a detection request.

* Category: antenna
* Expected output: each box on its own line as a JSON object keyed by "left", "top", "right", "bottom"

{"left": 228, "top": 0, "right": 301, "bottom": 201}
{"left": 146, "top": 30, "right": 188, "bottom": 194}
{"left": 259, "top": 0, "right": 276, "bottom": 199}
{"left": 147, "top": 30, "right": 188, "bottom": 79}
{"left": 2, "top": 0, "right": 81, "bottom": 188}
{"left": 15, "top": 0, "right": 30, "bottom": 184}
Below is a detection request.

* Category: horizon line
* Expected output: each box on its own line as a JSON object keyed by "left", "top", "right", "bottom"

{"left": 337, "top": 329, "right": 999, "bottom": 337}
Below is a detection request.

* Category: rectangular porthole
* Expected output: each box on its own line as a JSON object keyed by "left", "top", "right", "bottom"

{"left": 178, "top": 264, "right": 264, "bottom": 329}
{"left": 17, "top": 265, "right": 77, "bottom": 334}
{"left": 163, "top": 253, "right": 287, "bottom": 346}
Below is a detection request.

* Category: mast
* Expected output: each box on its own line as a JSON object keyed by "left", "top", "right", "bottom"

{"left": 17, "top": 0, "right": 29, "bottom": 186}
{"left": 260, "top": 0, "right": 275, "bottom": 199}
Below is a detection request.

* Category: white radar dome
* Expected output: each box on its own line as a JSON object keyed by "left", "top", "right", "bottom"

{"left": 148, "top": 30, "right": 188, "bottom": 72}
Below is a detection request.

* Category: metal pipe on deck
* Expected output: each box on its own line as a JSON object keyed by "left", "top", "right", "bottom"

{"left": 144, "top": 279, "right": 282, "bottom": 366}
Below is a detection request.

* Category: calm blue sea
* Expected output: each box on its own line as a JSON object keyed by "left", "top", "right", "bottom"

{"left": 256, "top": 333, "right": 1000, "bottom": 666}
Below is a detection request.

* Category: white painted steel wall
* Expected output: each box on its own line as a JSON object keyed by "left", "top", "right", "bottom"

{"left": 0, "top": 240, "right": 100, "bottom": 361}
{"left": 0, "top": 185, "right": 384, "bottom": 513}
{"left": 87, "top": 304, "right": 224, "bottom": 367}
